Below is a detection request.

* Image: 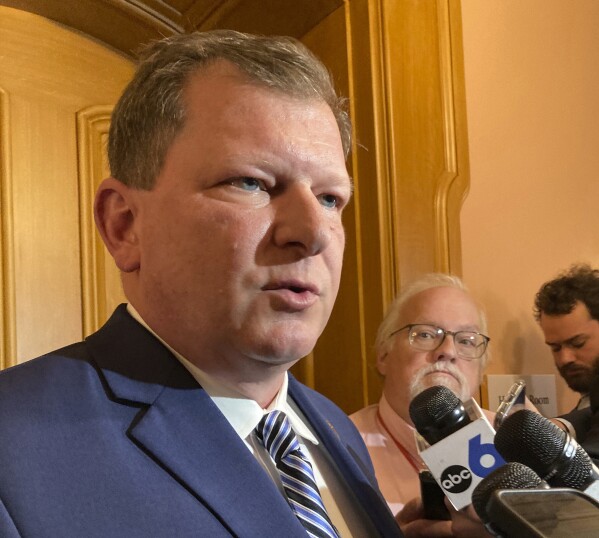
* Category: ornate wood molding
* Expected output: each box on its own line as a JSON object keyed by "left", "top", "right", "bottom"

{"left": 0, "top": 89, "right": 16, "bottom": 369}
{"left": 2, "top": 0, "right": 343, "bottom": 56}
{"left": 77, "top": 106, "right": 115, "bottom": 336}
{"left": 433, "top": 0, "right": 468, "bottom": 274}
{"left": 379, "top": 0, "right": 468, "bottom": 287}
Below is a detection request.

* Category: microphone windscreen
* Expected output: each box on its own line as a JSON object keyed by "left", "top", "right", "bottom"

{"left": 495, "top": 409, "right": 593, "bottom": 489}
{"left": 471, "top": 462, "right": 545, "bottom": 522}
{"left": 409, "top": 386, "right": 472, "bottom": 444}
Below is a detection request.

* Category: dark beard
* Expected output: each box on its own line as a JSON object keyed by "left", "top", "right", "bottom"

{"left": 559, "top": 355, "right": 599, "bottom": 393}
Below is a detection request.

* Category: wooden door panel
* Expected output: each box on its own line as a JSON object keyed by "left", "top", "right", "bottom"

{"left": 11, "top": 97, "right": 82, "bottom": 361}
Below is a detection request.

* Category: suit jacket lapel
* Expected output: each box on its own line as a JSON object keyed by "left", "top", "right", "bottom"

{"left": 129, "top": 375, "right": 307, "bottom": 537}
{"left": 85, "top": 306, "right": 308, "bottom": 537}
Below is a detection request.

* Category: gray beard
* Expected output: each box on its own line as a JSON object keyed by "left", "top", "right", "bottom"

{"left": 409, "top": 362, "right": 472, "bottom": 402}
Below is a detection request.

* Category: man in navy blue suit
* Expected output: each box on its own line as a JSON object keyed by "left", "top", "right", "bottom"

{"left": 0, "top": 30, "right": 403, "bottom": 537}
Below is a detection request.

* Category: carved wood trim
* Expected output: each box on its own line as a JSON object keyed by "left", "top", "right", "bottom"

{"left": 0, "top": 89, "right": 16, "bottom": 369}
{"left": 433, "top": 0, "right": 468, "bottom": 274}
{"left": 1, "top": 0, "right": 179, "bottom": 56}
{"left": 77, "top": 106, "right": 113, "bottom": 336}
{"left": 378, "top": 0, "right": 469, "bottom": 285}
{"left": 345, "top": 0, "right": 399, "bottom": 405}
{"left": 1, "top": 1, "right": 344, "bottom": 56}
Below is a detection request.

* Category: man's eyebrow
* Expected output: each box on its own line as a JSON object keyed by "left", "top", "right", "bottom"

{"left": 327, "top": 172, "right": 353, "bottom": 192}
{"left": 457, "top": 324, "right": 480, "bottom": 332}
{"left": 546, "top": 333, "right": 587, "bottom": 346}
{"left": 412, "top": 321, "right": 480, "bottom": 331}
{"left": 564, "top": 334, "right": 587, "bottom": 344}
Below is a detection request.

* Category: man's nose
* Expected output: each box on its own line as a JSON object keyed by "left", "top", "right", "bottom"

{"left": 554, "top": 346, "right": 576, "bottom": 367}
{"left": 434, "top": 333, "right": 458, "bottom": 362}
{"left": 272, "top": 185, "right": 333, "bottom": 256}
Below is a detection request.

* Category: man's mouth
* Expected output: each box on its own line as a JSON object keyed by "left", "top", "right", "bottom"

{"left": 262, "top": 280, "right": 320, "bottom": 310}
{"left": 288, "top": 285, "right": 307, "bottom": 293}
{"left": 426, "top": 370, "right": 456, "bottom": 380}
{"left": 560, "top": 365, "right": 587, "bottom": 378}
{"left": 263, "top": 280, "right": 319, "bottom": 295}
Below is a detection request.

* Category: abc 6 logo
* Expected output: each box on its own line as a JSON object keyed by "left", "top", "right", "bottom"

{"left": 439, "top": 465, "right": 472, "bottom": 493}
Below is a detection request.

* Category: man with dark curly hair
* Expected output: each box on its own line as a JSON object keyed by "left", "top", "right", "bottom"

{"left": 534, "top": 264, "right": 599, "bottom": 410}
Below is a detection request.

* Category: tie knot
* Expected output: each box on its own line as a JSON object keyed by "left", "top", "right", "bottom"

{"left": 255, "top": 410, "right": 300, "bottom": 462}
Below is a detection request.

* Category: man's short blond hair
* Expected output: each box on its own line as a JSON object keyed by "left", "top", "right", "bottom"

{"left": 108, "top": 30, "right": 351, "bottom": 190}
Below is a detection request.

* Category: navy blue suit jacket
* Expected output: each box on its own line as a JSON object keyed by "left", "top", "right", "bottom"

{"left": 0, "top": 305, "right": 401, "bottom": 537}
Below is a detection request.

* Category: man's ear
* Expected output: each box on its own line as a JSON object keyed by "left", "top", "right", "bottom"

{"left": 376, "top": 349, "right": 388, "bottom": 376}
{"left": 94, "top": 177, "right": 141, "bottom": 273}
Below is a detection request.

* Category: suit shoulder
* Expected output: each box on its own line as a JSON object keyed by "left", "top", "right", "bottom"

{"left": 0, "top": 341, "right": 92, "bottom": 397}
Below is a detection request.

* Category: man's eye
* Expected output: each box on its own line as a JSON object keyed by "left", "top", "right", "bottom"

{"left": 550, "top": 345, "right": 561, "bottom": 353}
{"left": 571, "top": 341, "right": 585, "bottom": 349}
{"left": 230, "top": 177, "right": 266, "bottom": 192}
{"left": 317, "top": 193, "right": 339, "bottom": 209}
{"left": 415, "top": 331, "right": 436, "bottom": 340}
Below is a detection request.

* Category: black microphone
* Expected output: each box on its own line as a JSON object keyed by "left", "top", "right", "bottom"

{"left": 409, "top": 386, "right": 504, "bottom": 510}
{"left": 472, "top": 462, "right": 599, "bottom": 538}
{"left": 494, "top": 409, "right": 599, "bottom": 499}
{"left": 409, "top": 385, "right": 472, "bottom": 444}
{"left": 471, "top": 462, "right": 548, "bottom": 527}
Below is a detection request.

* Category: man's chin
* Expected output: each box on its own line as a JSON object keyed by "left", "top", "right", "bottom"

{"left": 564, "top": 377, "right": 591, "bottom": 394}
{"left": 248, "top": 340, "right": 316, "bottom": 368}
{"left": 241, "top": 321, "right": 321, "bottom": 365}
{"left": 561, "top": 369, "right": 592, "bottom": 393}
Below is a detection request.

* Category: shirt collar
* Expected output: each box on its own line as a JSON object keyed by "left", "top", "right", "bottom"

{"left": 126, "top": 304, "right": 318, "bottom": 444}
{"left": 577, "top": 393, "right": 591, "bottom": 409}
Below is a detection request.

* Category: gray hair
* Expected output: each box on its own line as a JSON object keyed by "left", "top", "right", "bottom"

{"left": 108, "top": 29, "right": 351, "bottom": 189}
{"left": 375, "top": 273, "right": 490, "bottom": 368}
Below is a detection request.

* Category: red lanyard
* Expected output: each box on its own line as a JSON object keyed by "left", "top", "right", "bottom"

{"left": 376, "top": 409, "right": 423, "bottom": 474}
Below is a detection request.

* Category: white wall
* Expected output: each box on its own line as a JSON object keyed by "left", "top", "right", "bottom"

{"left": 460, "top": 0, "right": 599, "bottom": 414}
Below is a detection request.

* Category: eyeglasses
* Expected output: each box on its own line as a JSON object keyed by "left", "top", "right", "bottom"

{"left": 389, "top": 323, "right": 490, "bottom": 360}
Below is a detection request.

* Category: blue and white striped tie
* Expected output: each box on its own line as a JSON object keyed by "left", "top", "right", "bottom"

{"left": 255, "top": 410, "right": 340, "bottom": 538}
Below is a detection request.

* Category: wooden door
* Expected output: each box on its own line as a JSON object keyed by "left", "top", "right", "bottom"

{"left": 0, "top": 6, "right": 133, "bottom": 368}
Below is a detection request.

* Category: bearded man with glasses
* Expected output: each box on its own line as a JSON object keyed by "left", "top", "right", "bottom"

{"left": 350, "top": 274, "right": 493, "bottom": 519}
